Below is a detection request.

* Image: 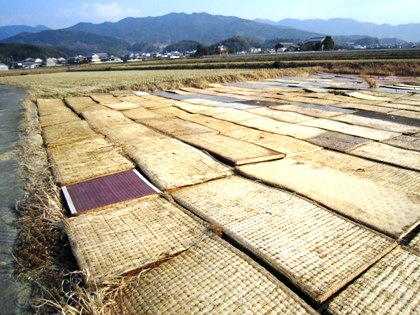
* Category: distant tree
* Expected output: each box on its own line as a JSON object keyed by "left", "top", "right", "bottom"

{"left": 195, "top": 44, "right": 209, "bottom": 57}
{"left": 323, "top": 36, "right": 335, "bottom": 50}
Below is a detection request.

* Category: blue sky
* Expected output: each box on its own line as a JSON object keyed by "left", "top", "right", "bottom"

{"left": 1, "top": 0, "right": 419, "bottom": 28}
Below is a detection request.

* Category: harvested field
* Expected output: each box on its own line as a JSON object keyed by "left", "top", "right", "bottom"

{"left": 13, "top": 72, "right": 420, "bottom": 313}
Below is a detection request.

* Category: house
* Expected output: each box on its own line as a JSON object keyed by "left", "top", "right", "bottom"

{"left": 302, "top": 37, "right": 326, "bottom": 51}
{"left": 275, "top": 42, "right": 296, "bottom": 52}
{"left": 46, "top": 58, "right": 58, "bottom": 67}
{"left": 89, "top": 53, "right": 109, "bottom": 63}
{"left": 0, "top": 63, "right": 9, "bottom": 71}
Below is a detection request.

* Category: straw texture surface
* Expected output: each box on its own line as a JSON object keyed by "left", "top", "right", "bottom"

{"left": 48, "top": 138, "right": 133, "bottom": 185}
{"left": 122, "top": 107, "right": 163, "bottom": 121}
{"left": 118, "top": 95, "right": 170, "bottom": 109}
{"left": 179, "top": 133, "right": 284, "bottom": 165}
{"left": 349, "top": 142, "right": 420, "bottom": 171}
{"left": 292, "top": 149, "right": 420, "bottom": 195}
{"left": 228, "top": 129, "right": 320, "bottom": 155}
{"left": 175, "top": 102, "right": 214, "bottom": 113}
{"left": 202, "top": 107, "right": 259, "bottom": 122}
{"left": 37, "top": 99, "right": 73, "bottom": 117}
{"left": 305, "top": 131, "right": 370, "bottom": 152}
{"left": 151, "top": 105, "right": 197, "bottom": 120}
{"left": 238, "top": 159, "right": 420, "bottom": 238}
{"left": 103, "top": 101, "right": 139, "bottom": 111}
{"left": 90, "top": 93, "right": 120, "bottom": 104}
{"left": 301, "top": 118, "right": 400, "bottom": 141}
{"left": 334, "top": 114, "right": 420, "bottom": 134}
{"left": 328, "top": 247, "right": 420, "bottom": 315}
{"left": 82, "top": 109, "right": 133, "bottom": 132}
{"left": 408, "top": 231, "right": 420, "bottom": 253}
{"left": 390, "top": 109, "right": 420, "bottom": 120}
{"left": 39, "top": 111, "right": 80, "bottom": 127}
{"left": 346, "top": 91, "right": 392, "bottom": 102}
{"left": 120, "top": 237, "right": 317, "bottom": 314}
{"left": 140, "top": 117, "right": 216, "bottom": 136}
{"left": 242, "top": 117, "right": 325, "bottom": 139}
{"left": 247, "top": 107, "right": 314, "bottom": 123}
{"left": 180, "top": 114, "right": 248, "bottom": 134}
{"left": 65, "top": 197, "right": 209, "bottom": 283}
{"left": 64, "top": 97, "right": 104, "bottom": 114}
{"left": 172, "top": 176, "right": 395, "bottom": 302}
{"left": 42, "top": 120, "right": 102, "bottom": 148}
{"left": 125, "top": 137, "right": 232, "bottom": 190}
{"left": 270, "top": 104, "right": 353, "bottom": 118}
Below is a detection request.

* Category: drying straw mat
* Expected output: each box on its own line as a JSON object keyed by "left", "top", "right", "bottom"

{"left": 122, "top": 107, "right": 164, "bottom": 121}
{"left": 270, "top": 104, "right": 356, "bottom": 119}
{"left": 42, "top": 120, "right": 103, "bottom": 148}
{"left": 64, "top": 197, "right": 210, "bottom": 284}
{"left": 39, "top": 110, "right": 80, "bottom": 128}
{"left": 140, "top": 117, "right": 216, "bottom": 137}
{"left": 89, "top": 93, "right": 121, "bottom": 105}
{"left": 64, "top": 97, "right": 104, "bottom": 114}
{"left": 62, "top": 169, "right": 160, "bottom": 214}
{"left": 179, "top": 114, "right": 248, "bottom": 134}
{"left": 119, "top": 237, "right": 317, "bottom": 315}
{"left": 328, "top": 247, "right": 420, "bottom": 315}
{"left": 125, "top": 137, "right": 232, "bottom": 190}
{"left": 200, "top": 107, "right": 259, "bottom": 123}
{"left": 171, "top": 176, "right": 395, "bottom": 303}
{"left": 325, "top": 102, "right": 395, "bottom": 114}
{"left": 152, "top": 105, "right": 197, "bottom": 120}
{"left": 237, "top": 159, "right": 420, "bottom": 239}
{"left": 241, "top": 117, "right": 325, "bottom": 139}
{"left": 247, "top": 107, "right": 314, "bottom": 123}
{"left": 183, "top": 98, "right": 223, "bottom": 106}
{"left": 228, "top": 128, "right": 320, "bottom": 155}
{"left": 345, "top": 91, "right": 393, "bottom": 102}
{"left": 384, "top": 135, "right": 420, "bottom": 152}
{"left": 334, "top": 114, "right": 420, "bottom": 134}
{"left": 103, "top": 101, "right": 139, "bottom": 111}
{"left": 175, "top": 102, "right": 215, "bottom": 114}
{"left": 292, "top": 149, "right": 420, "bottom": 195}
{"left": 82, "top": 109, "right": 133, "bottom": 133}
{"left": 390, "top": 109, "right": 420, "bottom": 120}
{"left": 301, "top": 119, "right": 400, "bottom": 141}
{"left": 101, "top": 122, "right": 166, "bottom": 149}
{"left": 48, "top": 138, "right": 134, "bottom": 186}
{"left": 37, "top": 98, "right": 72, "bottom": 117}
{"left": 408, "top": 231, "right": 420, "bottom": 253}
{"left": 349, "top": 142, "right": 420, "bottom": 171}
{"left": 178, "top": 133, "right": 284, "bottom": 166}
{"left": 305, "top": 131, "right": 370, "bottom": 152}
{"left": 118, "top": 95, "right": 172, "bottom": 109}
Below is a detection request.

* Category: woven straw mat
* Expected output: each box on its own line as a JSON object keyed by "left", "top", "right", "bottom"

{"left": 123, "top": 107, "right": 164, "bottom": 121}
{"left": 65, "top": 197, "right": 209, "bottom": 283}
{"left": 345, "top": 91, "right": 393, "bottom": 102}
{"left": 349, "top": 142, "right": 420, "bottom": 171}
{"left": 140, "top": 117, "right": 216, "bottom": 136}
{"left": 82, "top": 109, "right": 133, "bottom": 133}
{"left": 292, "top": 149, "right": 420, "bottom": 195}
{"left": 328, "top": 246, "right": 419, "bottom": 315}
{"left": 172, "top": 175, "right": 395, "bottom": 303}
{"left": 301, "top": 118, "right": 400, "bottom": 141}
{"left": 334, "top": 114, "right": 419, "bottom": 134}
{"left": 179, "top": 113, "right": 250, "bottom": 134}
{"left": 238, "top": 159, "right": 420, "bottom": 238}
{"left": 125, "top": 137, "right": 232, "bottom": 190}
{"left": 37, "top": 98, "right": 73, "bottom": 117}
{"left": 241, "top": 117, "right": 325, "bottom": 139}
{"left": 64, "top": 97, "right": 104, "bottom": 114}
{"left": 103, "top": 101, "right": 139, "bottom": 111}
{"left": 42, "top": 120, "right": 103, "bottom": 148}
{"left": 119, "top": 237, "right": 317, "bottom": 314}
{"left": 305, "top": 131, "right": 370, "bottom": 152}
{"left": 247, "top": 107, "right": 314, "bottom": 123}
{"left": 408, "top": 231, "right": 420, "bottom": 253}
{"left": 48, "top": 138, "right": 133, "bottom": 185}
{"left": 178, "top": 133, "right": 284, "bottom": 165}
{"left": 228, "top": 128, "right": 320, "bottom": 155}
{"left": 383, "top": 135, "right": 420, "bottom": 152}
{"left": 201, "top": 107, "right": 259, "bottom": 123}
{"left": 89, "top": 93, "right": 121, "bottom": 104}
{"left": 152, "top": 105, "right": 198, "bottom": 120}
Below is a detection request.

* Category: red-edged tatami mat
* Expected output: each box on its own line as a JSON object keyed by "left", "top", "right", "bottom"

{"left": 62, "top": 169, "right": 160, "bottom": 214}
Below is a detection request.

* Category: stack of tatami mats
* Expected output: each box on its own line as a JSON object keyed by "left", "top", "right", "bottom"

{"left": 238, "top": 158, "right": 420, "bottom": 238}
{"left": 65, "top": 197, "right": 210, "bottom": 284}
{"left": 118, "top": 237, "right": 316, "bottom": 314}
{"left": 37, "top": 99, "right": 80, "bottom": 127}
{"left": 172, "top": 176, "right": 395, "bottom": 303}
{"left": 125, "top": 137, "right": 232, "bottom": 190}
{"left": 328, "top": 246, "right": 419, "bottom": 314}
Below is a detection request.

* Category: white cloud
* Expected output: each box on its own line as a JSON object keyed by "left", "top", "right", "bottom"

{"left": 80, "top": 2, "right": 141, "bottom": 21}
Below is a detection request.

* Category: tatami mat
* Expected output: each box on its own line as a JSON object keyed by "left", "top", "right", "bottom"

{"left": 383, "top": 135, "right": 420, "bottom": 152}
{"left": 305, "top": 131, "right": 370, "bottom": 152}
{"left": 119, "top": 237, "right": 317, "bottom": 314}
{"left": 64, "top": 96, "right": 104, "bottom": 114}
{"left": 172, "top": 176, "right": 395, "bottom": 303}
{"left": 247, "top": 107, "right": 314, "bottom": 123}
{"left": 48, "top": 138, "right": 134, "bottom": 185}
{"left": 37, "top": 99, "right": 73, "bottom": 117}
{"left": 103, "top": 101, "right": 139, "bottom": 111}
{"left": 82, "top": 109, "right": 133, "bottom": 132}
{"left": 125, "top": 137, "right": 232, "bottom": 190}
{"left": 238, "top": 159, "right": 420, "bottom": 238}
{"left": 139, "top": 117, "right": 216, "bottom": 136}
{"left": 349, "top": 142, "right": 420, "bottom": 171}
{"left": 328, "top": 247, "right": 420, "bottom": 315}
{"left": 65, "top": 197, "right": 209, "bottom": 283}
{"left": 179, "top": 133, "right": 284, "bottom": 165}
{"left": 90, "top": 93, "right": 121, "bottom": 104}
{"left": 270, "top": 104, "right": 354, "bottom": 119}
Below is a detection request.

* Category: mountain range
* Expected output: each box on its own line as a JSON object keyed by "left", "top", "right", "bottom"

{"left": 0, "top": 13, "right": 419, "bottom": 57}
{"left": 256, "top": 18, "right": 420, "bottom": 42}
